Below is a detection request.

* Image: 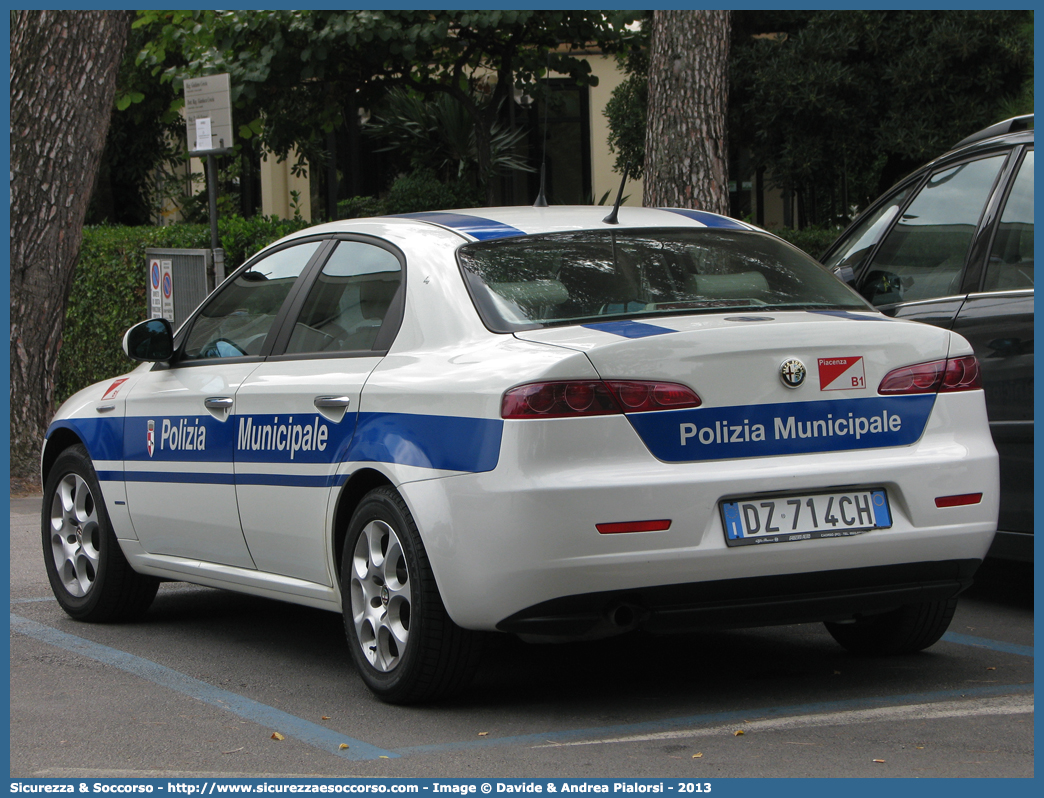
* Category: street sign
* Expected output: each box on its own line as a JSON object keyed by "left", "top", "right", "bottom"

{"left": 184, "top": 73, "right": 233, "bottom": 154}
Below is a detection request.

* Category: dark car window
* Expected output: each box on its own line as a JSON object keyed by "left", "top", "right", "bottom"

{"left": 822, "top": 186, "right": 912, "bottom": 275}
{"left": 984, "top": 149, "right": 1034, "bottom": 292}
{"left": 284, "top": 240, "right": 402, "bottom": 355}
{"left": 459, "top": 229, "right": 869, "bottom": 333}
{"left": 859, "top": 155, "right": 1005, "bottom": 306}
{"left": 182, "top": 241, "right": 321, "bottom": 360}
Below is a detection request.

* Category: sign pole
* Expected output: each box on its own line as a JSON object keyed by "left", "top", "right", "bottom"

{"left": 184, "top": 73, "right": 233, "bottom": 290}
{"left": 207, "top": 152, "right": 220, "bottom": 251}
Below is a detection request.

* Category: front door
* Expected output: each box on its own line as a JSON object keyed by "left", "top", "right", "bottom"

{"left": 123, "top": 239, "right": 326, "bottom": 567}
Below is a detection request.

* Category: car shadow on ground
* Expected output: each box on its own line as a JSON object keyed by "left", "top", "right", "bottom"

{"left": 78, "top": 554, "right": 1031, "bottom": 713}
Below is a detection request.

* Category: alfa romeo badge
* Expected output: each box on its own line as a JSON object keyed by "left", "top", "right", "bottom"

{"left": 779, "top": 358, "right": 807, "bottom": 388}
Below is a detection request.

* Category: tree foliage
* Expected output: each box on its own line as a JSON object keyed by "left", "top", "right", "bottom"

{"left": 364, "top": 88, "right": 534, "bottom": 189}
{"left": 605, "top": 11, "right": 1034, "bottom": 224}
{"left": 603, "top": 36, "right": 649, "bottom": 180}
{"left": 136, "top": 10, "right": 641, "bottom": 203}
{"left": 731, "top": 10, "right": 1035, "bottom": 222}
{"left": 87, "top": 22, "right": 184, "bottom": 226}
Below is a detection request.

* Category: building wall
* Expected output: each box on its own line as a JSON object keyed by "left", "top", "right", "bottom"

{"left": 260, "top": 151, "right": 312, "bottom": 221}
{"left": 580, "top": 54, "right": 644, "bottom": 207}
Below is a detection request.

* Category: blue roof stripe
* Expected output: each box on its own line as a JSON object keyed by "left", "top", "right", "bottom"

{"left": 810, "top": 310, "right": 891, "bottom": 322}
{"left": 396, "top": 211, "right": 526, "bottom": 240}
{"left": 582, "top": 320, "right": 675, "bottom": 339}
{"left": 658, "top": 208, "right": 751, "bottom": 230}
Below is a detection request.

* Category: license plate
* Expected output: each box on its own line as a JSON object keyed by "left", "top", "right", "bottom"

{"left": 721, "top": 489, "right": 891, "bottom": 547}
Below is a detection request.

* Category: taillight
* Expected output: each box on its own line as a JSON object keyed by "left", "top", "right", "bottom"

{"left": 878, "top": 355, "right": 982, "bottom": 395}
{"left": 605, "top": 381, "right": 702, "bottom": 412}
{"left": 501, "top": 381, "right": 619, "bottom": 418}
{"left": 501, "top": 380, "right": 700, "bottom": 419}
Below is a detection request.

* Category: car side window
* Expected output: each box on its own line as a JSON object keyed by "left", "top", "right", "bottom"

{"left": 821, "top": 186, "right": 912, "bottom": 275}
{"left": 984, "top": 150, "right": 1033, "bottom": 292}
{"left": 182, "top": 241, "right": 321, "bottom": 360}
{"left": 284, "top": 241, "right": 402, "bottom": 355}
{"left": 859, "top": 155, "right": 1006, "bottom": 306}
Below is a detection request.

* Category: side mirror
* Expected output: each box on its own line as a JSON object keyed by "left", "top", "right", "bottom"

{"left": 860, "top": 269, "right": 903, "bottom": 306}
{"left": 122, "top": 318, "right": 174, "bottom": 362}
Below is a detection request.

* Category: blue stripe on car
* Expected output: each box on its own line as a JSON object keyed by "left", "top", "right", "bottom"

{"left": 657, "top": 208, "right": 751, "bottom": 229}
{"left": 581, "top": 320, "right": 675, "bottom": 338}
{"left": 47, "top": 418, "right": 125, "bottom": 461}
{"left": 396, "top": 211, "right": 526, "bottom": 240}
{"left": 49, "top": 410, "right": 504, "bottom": 488}
{"left": 347, "top": 412, "right": 503, "bottom": 472}
{"left": 810, "top": 310, "right": 891, "bottom": 322}
{"left": 626, "top": 394, "right": 936, "bottom": 462}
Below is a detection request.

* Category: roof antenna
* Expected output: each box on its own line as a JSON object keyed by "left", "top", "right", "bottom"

{"left": 533, "top": 52, "right": 550, "bottom": 207}
{"left": 602, "top": 162, "right": 630, "bottom": 225}
{"left": 533, "top": 163, "right": 548, "bottom": 207}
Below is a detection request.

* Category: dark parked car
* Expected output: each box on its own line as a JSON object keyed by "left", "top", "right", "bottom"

{"left": 822, "top": 115, "right": 1033, "bottom": 561}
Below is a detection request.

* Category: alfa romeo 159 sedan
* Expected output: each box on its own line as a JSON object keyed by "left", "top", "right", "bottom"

{"left": 42, "top": 206, "right": 999, "bottom": 703}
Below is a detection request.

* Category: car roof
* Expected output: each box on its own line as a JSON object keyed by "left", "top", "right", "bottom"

{"left": 274, "top": 205, "right": 758, "bottom": 247}
{"left": 928, "top": 116, "right": 1033, "bottom": 172}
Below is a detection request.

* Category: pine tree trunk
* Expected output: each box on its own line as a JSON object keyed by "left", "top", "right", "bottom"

{"left": 10, "top": 11, "right": 131, "bottom": 478}
{"left": 643, "top": 10, "right": 731, "bottom": 214}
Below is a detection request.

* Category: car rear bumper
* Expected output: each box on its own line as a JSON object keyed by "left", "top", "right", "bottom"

{"left": 400, "top": 391, "right": 998, "bottom": 631}
{"left": 496, "top": 559, "right": 980, "bottom": 639}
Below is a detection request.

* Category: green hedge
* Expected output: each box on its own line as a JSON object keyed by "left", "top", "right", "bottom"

{"left": 769, "top": 225, "right": 844, "bottom": 261}
{"left": 58, "top": 215, "right": 311, "bottom": 403}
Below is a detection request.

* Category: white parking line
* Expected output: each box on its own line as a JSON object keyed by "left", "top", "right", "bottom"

{"left": 533, "top": 693, "right": 1035, "bottom": 748}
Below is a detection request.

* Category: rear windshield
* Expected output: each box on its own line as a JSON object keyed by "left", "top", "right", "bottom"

{"left": 457, "top": 229, "right": 871, "bottom": 332}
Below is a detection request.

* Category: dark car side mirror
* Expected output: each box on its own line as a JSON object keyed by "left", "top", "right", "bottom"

{"left": 122, "top": 318, "right": 174, "bottom": 362}
{"left": 860, "top": 269, "right": 904, "bottom": 306}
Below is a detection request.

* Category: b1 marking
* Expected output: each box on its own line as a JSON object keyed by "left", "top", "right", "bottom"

{"left": 819, "top": 356, "right": 865, "bottom": 391}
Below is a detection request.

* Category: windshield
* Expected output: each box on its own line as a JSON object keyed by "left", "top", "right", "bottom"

{"left": 458, "top": 229, "right": 871, "bottom": 332}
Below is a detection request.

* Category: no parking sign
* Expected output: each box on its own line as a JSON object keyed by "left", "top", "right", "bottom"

{"left": 149, "top": 258, "right": 175, "bottom": 322}
{"left": 149, "top": 259, "right": 162, "bottom": 318}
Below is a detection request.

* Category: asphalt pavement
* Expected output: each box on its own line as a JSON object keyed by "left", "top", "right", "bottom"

{"left": 9, "top": 495, "right": 1034, "bottom": 779}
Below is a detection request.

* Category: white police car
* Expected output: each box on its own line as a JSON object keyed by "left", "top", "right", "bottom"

{"left": 42, "top": 206, "right": 999, "bottom": 703}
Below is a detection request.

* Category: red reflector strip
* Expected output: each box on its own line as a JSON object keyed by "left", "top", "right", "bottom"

{"left": 934, "top": 493, "right": 983, "bottom": 508}
{"left": 596, "top": 519, "right": 672, "bottom": 534}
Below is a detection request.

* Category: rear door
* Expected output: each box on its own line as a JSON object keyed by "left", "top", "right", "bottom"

{"left": 952, "top": 148, "right": 1034, "bottom": 535}
{"left": 232, "top": 237, "right": 406, "bottom": 585}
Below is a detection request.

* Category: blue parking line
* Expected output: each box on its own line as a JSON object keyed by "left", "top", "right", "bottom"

{"left": 393, "top": 682, "right": 1034, "bottom": 757}
{"left": 941, "top": 631, "right": 1035, "bottom": 658}
{"left": 13, "top": 599, "right": 1033, "bottom": 762}
{"left": 9, "top": 613, "right": 398, "bottom": 761}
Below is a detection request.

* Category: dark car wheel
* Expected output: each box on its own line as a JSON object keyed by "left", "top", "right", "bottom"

{"left": 824, "top": 597, "right": 958, "bottom": 655}
{"left": 341, "top": 486, "right": 482, "bottom": 704}
{"left": 42, "top": 445, "right": 159, "bottom": 622}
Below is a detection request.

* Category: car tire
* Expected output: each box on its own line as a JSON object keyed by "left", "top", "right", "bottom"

{"left": 824, "top": 598, "right": 958, "bottom": 655}
{"left": 42, "top": 444, "right": 159, "bottom": 622}
{"left": 341, "top": 486, "right": 482, "bottom": 704}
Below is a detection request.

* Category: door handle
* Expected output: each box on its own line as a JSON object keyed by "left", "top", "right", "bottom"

{"left": 314, "top": 396, "right": 351, "bottom": 409}
{"left": 204, "top": 397, "right": 235, "bottom": 410}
